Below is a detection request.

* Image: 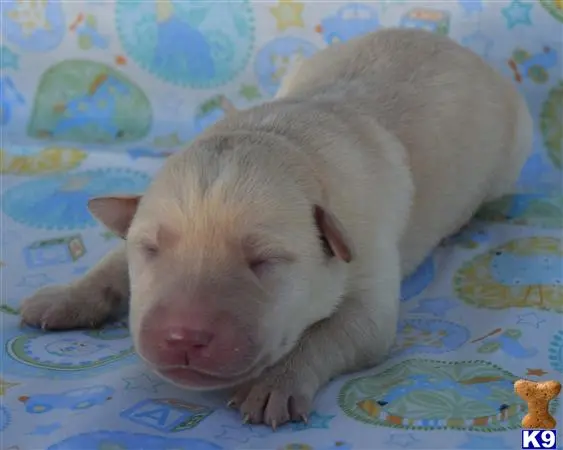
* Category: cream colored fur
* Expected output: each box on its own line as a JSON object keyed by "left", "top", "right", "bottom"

{"left": 20, "top": 28, "right": 532, "bottom": 427}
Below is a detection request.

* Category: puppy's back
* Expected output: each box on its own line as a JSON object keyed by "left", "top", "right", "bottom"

{"left": 278, "top": 28, "right": 532, "bottom": 272}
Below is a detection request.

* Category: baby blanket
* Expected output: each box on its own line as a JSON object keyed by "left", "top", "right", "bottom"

{"left": 1, "top": 1, "right": 562, "bottom": 449}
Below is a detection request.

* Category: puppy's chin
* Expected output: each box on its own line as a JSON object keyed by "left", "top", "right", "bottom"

{"left": 155, "top": 364, "right": 266, "bottom": 391}
{"left": 143, "top": 336, "right": 296, "bottom": 391}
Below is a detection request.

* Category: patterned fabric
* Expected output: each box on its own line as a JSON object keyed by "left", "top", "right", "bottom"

{"left": 1, "top": 1, "right": 562, "bottom": 449}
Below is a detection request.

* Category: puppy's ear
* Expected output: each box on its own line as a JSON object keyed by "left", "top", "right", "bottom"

{"left": 88, "top": 195, "right": 141, "bottom": 238}
{"left": 314, "top": 205, "right": 352, "bottom": 263}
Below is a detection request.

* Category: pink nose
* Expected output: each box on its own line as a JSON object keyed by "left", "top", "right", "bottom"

{"left": 138, "top": 307, "right": 253, "bottom": 374}
{"left": 145, "top": 325, "right": 217, "bottom": 367}
{"left": 165, "top": 327, "right": 214, "bottom": 358}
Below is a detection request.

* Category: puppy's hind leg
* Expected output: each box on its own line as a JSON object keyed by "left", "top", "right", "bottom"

{"left": 487, "top": 97, "right": 534, "bottom": 201}
{"left": 20, "top": 245, "right": 130, "bottom": 330}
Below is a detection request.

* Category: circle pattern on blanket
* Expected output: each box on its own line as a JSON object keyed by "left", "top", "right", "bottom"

{"left": 475, "top": 194, "right": 563, "bottom": 229}
{"left": 400, "top": 254, "right": 435, "bottom": 301}
{"left": 115, "top": 0, "right": 255, "bottom": 88}
{"left": 338, "top": 359, "right": 534, "bottom": 431}
{"left": 254, "top": 36, "right": 317, "bottom": 97}
{"left": 1, "top": 0, "right": 65, "bottom": 52}
{"left": 540, "top": 81, "right": 563, "bottom": 169}
{"left": 28, "top": 60, "right": 153, "bottom": 145}
{"left": 2, "top": 168, "right": 150, "bottom": 230}
{"left": 549, "top": 330, "right": 563, "bottom": 373}
{"left": 0, "top": 405, "right": 10, "bottom": 433}
{"left": 391, "top": 319, "right": 470, "bottom": 357}
{"left": 539, "top": 0, "right": 563, "bottom": 22}
{"left": 1, "top": 146, "right": 87, "bottom": 175}
{"left": 3, "top": 325, "right": 137, "bottom": 379}
{"left": 454, "top": 237, "right": 563, "bottom": 312}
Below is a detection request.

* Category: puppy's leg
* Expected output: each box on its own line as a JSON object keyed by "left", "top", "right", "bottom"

{"left": 230, "top": 247, "right": 400, "bottom": 427}
{"left": 487, "top": 96, "right": 533, "bottom": 201}
{"left": 20, "top": 245, "right": 129, "bottom": 330}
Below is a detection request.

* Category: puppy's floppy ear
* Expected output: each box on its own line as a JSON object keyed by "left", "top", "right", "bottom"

{"left": 88, "top": 195, "right": 141, "bottom": 238}
{"left": 314, "top": 205, "right": 352, "bottom": 263}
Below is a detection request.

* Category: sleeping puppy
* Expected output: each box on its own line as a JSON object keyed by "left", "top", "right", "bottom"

{"left": 20, "top": 28, "right": 532, "bottom": 427}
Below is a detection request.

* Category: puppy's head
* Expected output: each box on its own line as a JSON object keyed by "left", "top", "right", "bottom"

{"left": 88, "top": 134, "right": 352, "bottom": 390}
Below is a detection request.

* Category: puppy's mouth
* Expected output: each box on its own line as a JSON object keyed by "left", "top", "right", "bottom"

{"left": 153, "top": 339, "right": 292, "bottom": 389}
{"left": 154, "top": 361, "right": 266, "bottom": 390}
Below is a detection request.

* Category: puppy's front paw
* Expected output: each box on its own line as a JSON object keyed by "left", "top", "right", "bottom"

{"left": 20, "top": 284, "right": 115, "bottom": 330}
{"left": 228, "top": 368, "right": 314, "bottom": 428}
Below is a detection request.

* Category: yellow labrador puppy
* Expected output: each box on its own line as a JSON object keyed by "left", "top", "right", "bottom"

{"left": 20, "top": 29, "right": 532, "bottom": 427}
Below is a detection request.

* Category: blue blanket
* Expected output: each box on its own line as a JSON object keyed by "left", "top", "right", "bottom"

{"left": 1, "top": 1, "right": 562, "bottom": 449}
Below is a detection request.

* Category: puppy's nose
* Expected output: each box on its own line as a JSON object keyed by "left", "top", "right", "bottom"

{"left": 165, "top": 327, "right": 214, "bottom": 352}
{"left": 139, "top": 306, "right": 253, "bottom": 374}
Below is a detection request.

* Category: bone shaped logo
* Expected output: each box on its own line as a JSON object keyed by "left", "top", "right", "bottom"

{"left": 514, "top": 379, "right": 561, "bottom": 429}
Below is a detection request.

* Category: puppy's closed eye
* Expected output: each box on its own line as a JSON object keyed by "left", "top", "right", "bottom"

{"left": 139, "top": 241, "right": 159, "bottom": 259}
{"left": 244, "top": 234, "right": 295, "bottom": 277}
{"left": 247, "top": 255, "right": 293, "bottom": 277}
{"left": 249, "top": 259, "right": 271, "bottom": 276}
